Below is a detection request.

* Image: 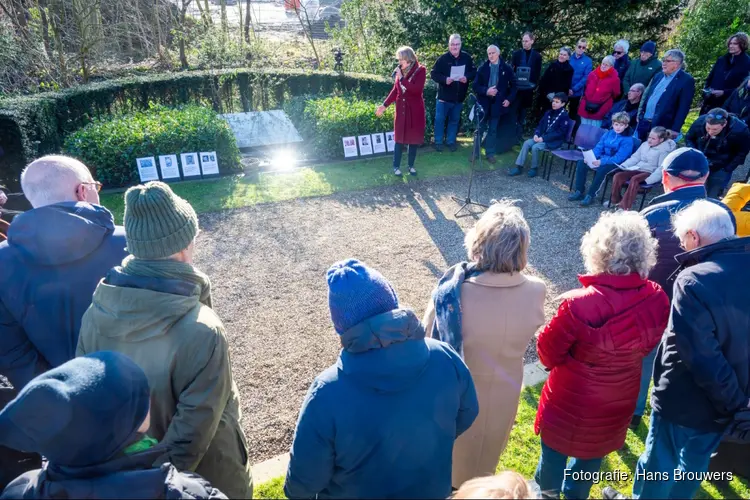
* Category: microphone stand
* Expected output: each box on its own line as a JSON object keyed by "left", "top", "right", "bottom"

{"left": 452, "top": 95, "right": 489, "bottom": 217}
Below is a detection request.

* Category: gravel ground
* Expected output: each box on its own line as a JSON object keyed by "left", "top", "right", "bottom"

{"left": 193, "top": 164, "right": 656, "bottom": 464}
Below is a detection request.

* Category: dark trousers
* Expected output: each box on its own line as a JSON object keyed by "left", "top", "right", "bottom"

{"left": 568, "top": 96, "right": 581, "bottom": 123}
{"left": 0, "top": 446, "right": 41, "bottom": 490}
{"left": 706, "top": 170, "right": 730, "bottom": 198}
{"left": 574, "top": 160, "right": 619, "bottom": 198}
{"left": 611, "top": 170, "right": 651, "bottom": 209}
{"left": 637, "top": 118, "right": 653, "bottom": 142}
{"left": 393, "top": 143, "right": 417, "bottom": 170}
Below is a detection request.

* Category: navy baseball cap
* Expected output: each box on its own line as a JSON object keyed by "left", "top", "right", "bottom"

{"left": 663, "top": 147, "right": 709, "bottom": 181}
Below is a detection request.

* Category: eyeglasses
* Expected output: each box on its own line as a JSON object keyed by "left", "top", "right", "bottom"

{"left": 663, "top": 59, "right": 678, "bottom": 64}
{"left": 81, "top": 181, "right": 103, "bottom": 193}
{"left": 614, "top": 51, "right": 624, "bottom": 55}
{"left": 577, "top": 45, "right": 587, "bottom": 49}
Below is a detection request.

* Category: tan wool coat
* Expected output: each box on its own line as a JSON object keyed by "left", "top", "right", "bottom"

{"left": 423, "top": 272, "right": 546, "bottom": 488}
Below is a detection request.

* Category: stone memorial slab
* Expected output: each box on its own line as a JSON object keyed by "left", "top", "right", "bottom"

{"left": 221, "top": 111, "right": 304, "bottom": 149}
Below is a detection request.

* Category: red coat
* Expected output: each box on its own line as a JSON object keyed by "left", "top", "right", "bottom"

{"left": 534, "top": 273, "right": 669, "bottom": 459}
{"left": 579, "top": 67, "right": 621, "bottom": 121}
{"left": 384, "top": 64, "right": 426, "bottom": 145}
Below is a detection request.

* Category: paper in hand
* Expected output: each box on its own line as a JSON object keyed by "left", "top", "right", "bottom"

{"left": 583, "top": 149, "right": 597, "bottom": 167}
{"left": 450, "top": 65, "right": 465, "bottom": 80}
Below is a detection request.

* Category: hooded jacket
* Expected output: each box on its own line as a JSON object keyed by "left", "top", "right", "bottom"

{"left": 579, "top": 67, "right": 621, "bottom": 120}
{"left": 0, "top": 352, "right": 226, "bottom": 499}
{"left": 76, "top": 266, "right": 252, "bottom": 499}
{"left": 535, "top": 274, "right": 669, "bottom": 458}
{"left": 620, "top": 138, "right": 677, "bottom": 184}
{"left": 685, "top": 114, "right": 750, "bottom": 173}
{"left": 0, "top": 202, "right": 127, "bottom": 392}
{"left": 722, "top": 183, "right": 750, "bottom": 237}
{"left": 640, "top": 185, "right": 736, "bottom": 300}
{"left": 283, "top": 309, "right": 478, "bottom": 499}
{"left": 651, "top": 237, "right": 750, "bottom": 433}
{"left": 622, "top": 54, "right": 662, "bottom": 93}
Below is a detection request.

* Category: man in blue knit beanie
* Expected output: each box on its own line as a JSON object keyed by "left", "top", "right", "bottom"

{"left": 285, "top": 259, "right": 479, "bottom": 499}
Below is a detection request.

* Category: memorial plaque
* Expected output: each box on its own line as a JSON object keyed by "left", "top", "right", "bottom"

{"left": 136, "top": 157, "right": 159, "bottom": 182}
{"left": 159, "top": 154, "right": 181, "bottom": 181}
{"left": 180, "top": 153, "right": 201, "bottom": 178}
{"left": 385, "top": 132, "right": 396, "bottom": 152}
{"left": 358, "top": 135, "right": 373, "bottom": 155}
{"left": 372, "top": 133, "right": 386, "bottom": 154}
{"left": 200, "top": 152, "right": 220, "bottom": 176}
{"left": 342, "top": 137, "right": 358, "bottom": 158}
{"left": 221, "top": 111, "right": 304, "bottom": 149}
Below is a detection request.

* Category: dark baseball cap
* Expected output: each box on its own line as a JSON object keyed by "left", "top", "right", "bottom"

{"left": 662, "top": 147, "right": 709, "bottom": 181}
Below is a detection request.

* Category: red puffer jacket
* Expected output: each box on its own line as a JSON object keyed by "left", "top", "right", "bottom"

{"left": 579, "top": 67, "right": 621, "bottom": 121}
{"left": 534, "top": 273, "right": 669, "bottom": 459}
{"left": 383, "top": 64, "right": 427, "bottom": 145}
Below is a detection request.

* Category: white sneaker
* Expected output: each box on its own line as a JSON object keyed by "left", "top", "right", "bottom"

{"left": 393, "top": 168, "right": 402, "bottom": 176}
{"left": 409, "top": 167, "right": 417, "bottom": 175}
{"left": 602, "top": 200, "right": 610, "bottom": 208}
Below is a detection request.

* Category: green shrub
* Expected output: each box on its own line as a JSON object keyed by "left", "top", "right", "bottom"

{"left": 285, "top": 95, "right": 395, "bottom": 160}
{"left": 63, "top": 105, "right": 240, "bottom": 188}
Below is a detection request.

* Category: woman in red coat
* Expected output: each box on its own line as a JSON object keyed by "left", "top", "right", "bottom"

{"left": 377, "top": 46, "right": 426, "bottom": 176}
{"left": 533, "top": 211, "right": 669, "bottom": 499}
{"left": 578, "top": 55, "right": 621, "bottom": 127}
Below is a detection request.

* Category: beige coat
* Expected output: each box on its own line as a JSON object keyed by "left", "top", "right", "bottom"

{"left": 423, "top": 272, "right": 546, "bottom": 488}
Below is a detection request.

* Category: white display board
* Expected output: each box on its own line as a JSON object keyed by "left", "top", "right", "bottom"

{"left": 136, "top": 157, "right": 159, "bottom": 182}
{"left": 342, "top": 137, "right": 358, "bottom": 158}
{"left": 385, "top": 132, "right": 396, "bottom": 152}
{"left": 159, "top": 154, "right": 181, "bottom": 180}
{"left": 180, "top": 153, "right": 201, "bottom": 178}
{"left": 199, "top": 151, "right": 220, "bottom": 176}
{"left": 358, "top": 135, "right": 373, "bottom": 156}
{"left": 371, "top": 133, "right": 386, "bottom": 154}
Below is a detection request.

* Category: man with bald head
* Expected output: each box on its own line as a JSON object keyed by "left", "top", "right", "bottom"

{"left": 0, "top": 155, "right": 126, "bottom": 393}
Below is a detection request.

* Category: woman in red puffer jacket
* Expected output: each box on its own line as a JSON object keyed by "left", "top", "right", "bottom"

{"left": 579, "top": 55, "right": 621, "bottom": 127}
{"left": 533, "top": 211, "right": 669, "bottom": 500}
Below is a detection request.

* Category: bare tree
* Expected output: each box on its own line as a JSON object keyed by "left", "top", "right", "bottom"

{"left": 291, "top": 1, "right": 320, "bottom": 67}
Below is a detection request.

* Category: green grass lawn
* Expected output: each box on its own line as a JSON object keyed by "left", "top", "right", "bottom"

{"left": 99, "top": 140, "right": 515, "bottom": 222}
{"left": 253, "top": 383, "right": 750, "bottom": 499}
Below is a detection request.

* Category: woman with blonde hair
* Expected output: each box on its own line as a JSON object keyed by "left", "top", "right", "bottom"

{"left": 423, "top": 199, "right": 546, "bottom": 489}
{"left": 377, "top": 46, "right": 426, "bottom": 176}
{"left": 533, "top": 211, "right": 669, "bottom": 499}
{"left": 453, "top": 472, "right": 536, "bottom": 499}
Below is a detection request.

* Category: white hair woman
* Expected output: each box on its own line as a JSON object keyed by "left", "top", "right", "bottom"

{"left": 579, "top": 55, "right": 621, "bottom": 126}
{"left": 613, "top": 39, "right": 631, "bottom": 80}
{"left": 422, "top": 199, "right": 547, "bottom": 488}
{"left": 376, "top": 46, "right": 426, "bottom": 176}
{"left": 533, "top": 211, "right": 669, "bottom": 499}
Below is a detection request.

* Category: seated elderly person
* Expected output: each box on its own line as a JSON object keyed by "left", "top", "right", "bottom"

{"left": 534, "top": 211, "right": 669, "bottom": 499}
{"left": 603, "top": 83, "right": 645, "bottom": 132}
{"left": 423, "top": 199, "right": 546, "bottom": 488}
{"left": 685, "top": 108, "right": 750, "bottom": 198}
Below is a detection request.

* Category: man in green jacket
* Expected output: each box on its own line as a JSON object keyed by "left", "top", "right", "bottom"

{"left": 622, "top": 41, "right": 661, "bottom": 94}
{"left": 77, "top": 181, "right": 252, "bottom": 499}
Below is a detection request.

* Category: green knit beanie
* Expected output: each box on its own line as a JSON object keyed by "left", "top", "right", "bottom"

{"left": 123, "top": 181, "right": 198, "bottom": 259}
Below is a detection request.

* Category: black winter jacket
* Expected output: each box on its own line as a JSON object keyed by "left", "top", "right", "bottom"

{"left": 473, "top": 59, "right": 517, "bottom": 119}
{"left": 651, "top": 237, "right": 750, "bottom": 433}
{"left": 534, "top": 108, "right": 570, "bottom": 149}
{"left": 686, "top": 115, "right": 750, "bottom": 173}
{"left": 430, "top": 51, "right": 477, "bottom": 103}
{"left": 724, "top": 78, "right": 750, "bottom": 127}
{"left": 640, "top": 185, "right": 735, "bottom": 300}
{"left": 538, "top": 60, "right": 574, "bottom": 104}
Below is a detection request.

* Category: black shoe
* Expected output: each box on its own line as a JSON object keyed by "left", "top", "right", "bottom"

{"left": 629, "top": 415, "right": 642, "bottom": 431}
{"left": 602, "top": 486, "right": 627, "bottom": 499}
{"left": 434, "top": 144, "right": 443, "bottom": 152}
{"left": 448, "top": 143, "right": 458, "bottom": 152}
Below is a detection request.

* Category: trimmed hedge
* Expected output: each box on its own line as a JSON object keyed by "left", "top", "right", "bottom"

{"left": 0, "top": 69, "right": 395, "bottom": 188}
{"left": 63, "top": 105, "right": 241, "bottom": 188}
{"left": 285, "top": 95, "right": 396, "bottom": 160}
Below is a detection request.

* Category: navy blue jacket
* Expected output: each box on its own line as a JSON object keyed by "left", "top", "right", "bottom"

{"left": 639, "top": 70, "right": 696, "bottom": 132}
{"left": 284, "top": 309, "right": 478, "bottom": 499}
{"left": 602, "top": 98, "right": 640, "bottom": 131}
{"left": 430, "top": 51, "right": 477, "bottom": 103}
{"left": 534, "top": 108, "right": 570, "bottom": 149}
{"left": 651, "top": 237, "right": 750, "bottom": 433}
{"left": 686, "top": 114, "right": 750, "bottom": 173}
{"left": 473, "top": 59, "right": 518, "bottom": 120}
{"left": 724, "top": 78, "right": 750, "bottom": 126}
{"left": 0, "top": 203, "right": 127, "bottom": 391}
{"left": 570, "top": 53, "right": 593, "bottom": 97}
{"left": 640, "top": 185, "right": 735, "bottom": 300}
{"left": 2, "top": 445, "right": 227, "bottom": 499}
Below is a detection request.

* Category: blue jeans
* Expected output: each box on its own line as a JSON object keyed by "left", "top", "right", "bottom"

{"left": 534, "top": 441, "right": 603, "bottom": 499}
{"left": 574, "top": 160, "right": 618, "bottom": 197}
{"left": 393, "top": 143, "right": 417, "bottom": 170}
{"left": 635, "top": 346, "right": 658, "bottom": 417}
{"left": 479, "top": 117, "right": 500, "bottom": 156}
{"left": 434, "top": 100, "right": 463, "bottom": 146}
{"left": 705, "top": 170, "right": 729, "bottom": 199}
{"left": 516, "top": 138, "right": 547, "bottom": 170}
{"left": 633, "top": 412, "right": 723, "bottom": 499}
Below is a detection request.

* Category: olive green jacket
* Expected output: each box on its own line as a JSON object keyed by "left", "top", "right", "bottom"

{"left": 77, "top": 263, "right": 252, "bottom": 498}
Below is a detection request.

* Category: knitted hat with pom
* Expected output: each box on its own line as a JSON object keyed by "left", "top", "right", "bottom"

{"left": 326, "top": 259, "right": 399, "bottom": 334}
{"left": 124, "top": 181, "right": 198, "bottom": 259}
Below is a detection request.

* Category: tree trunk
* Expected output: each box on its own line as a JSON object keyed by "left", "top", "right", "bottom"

{"left": 38, "top": 0, "right": 53, "bottom": 60}
{"left": 244, "top": 0, "right": 253, "bottom": 42}
{"left": 154, "top": 0, "right": 163, "bottom": 59}
{"left": 220, "top": 0, "right": 228, "bottom": 36}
